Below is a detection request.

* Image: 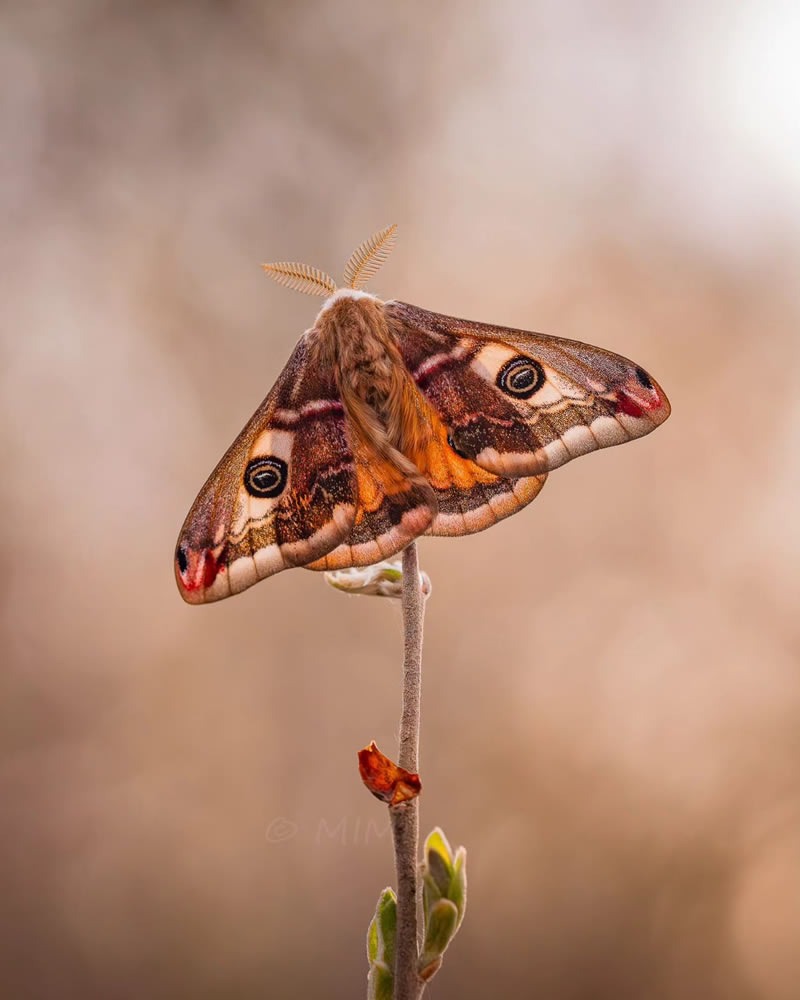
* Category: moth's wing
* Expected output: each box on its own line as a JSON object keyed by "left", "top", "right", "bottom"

{"left": 175, "top": 336, "right": 357, "bottom": 603}
{"left": 409, "top": 400, "right": 546, "bottom": 538}
{"left": 304, "top": 434, "right": 436, "bottom": 571}
{"left": 387, "top": 301, "right": 670, "bottom": 479}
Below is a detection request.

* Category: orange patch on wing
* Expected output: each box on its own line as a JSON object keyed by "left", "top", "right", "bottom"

{"left": 410, "top": 407, "right": 500, "bottom": 490}
{"left": 351, "top": 439, "right": 418, "bottom": 523}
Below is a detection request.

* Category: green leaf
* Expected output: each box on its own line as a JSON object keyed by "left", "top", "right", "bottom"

{"left": 367, "top": 961, "right": 394, "bottom": 1000}
{"left": 367, "top": 886, "right": 396, "bottom": 999}
{"left": 421, "top": 898, "right": 459, "bottom": 960}
{"left": 449, "top": 846, "right": 468, "bottom": 926}
{"left": 424, "top": 828, "right": 454, "bottom": 896}
{"left": 423, "top": 869, "right": 444, "bottom": 914}
{"left": 376, "top": 887, "right": 397, "bottom": 966}
{"left": 424, "top": 827, "right": 454, "bottom": 867}
{"left": 367, "top": 914, "right": 379, "bottom": 964}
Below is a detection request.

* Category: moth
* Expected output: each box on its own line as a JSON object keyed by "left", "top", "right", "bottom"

{"left": 176, "top": 225, "right": 670, "bottom": 603}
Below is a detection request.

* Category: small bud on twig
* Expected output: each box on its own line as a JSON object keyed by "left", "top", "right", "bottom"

{"left": 417, "top": 828, "right": 467, "bottom": 983}
{"left": 325, "top": 557, "right": 432, "bottom": 600}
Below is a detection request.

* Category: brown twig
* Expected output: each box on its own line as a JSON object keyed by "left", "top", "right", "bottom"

{"left": 390, "top": 542, "right": 426, "bottom": 1000}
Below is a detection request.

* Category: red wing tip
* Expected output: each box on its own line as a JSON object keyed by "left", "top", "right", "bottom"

{"left": 615, "top": 368, "right": 670, "bottom": 423}
{"left": 175, "top": 543, "right": 225, "bottom": 604}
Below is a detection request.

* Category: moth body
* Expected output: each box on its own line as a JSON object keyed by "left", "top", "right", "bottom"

{"left": 310, "top": 291, "right": 432, "bottom": 468}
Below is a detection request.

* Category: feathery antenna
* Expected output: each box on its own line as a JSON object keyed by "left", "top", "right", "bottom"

{"left": 342, "top": 224, "right": 398, "bottom": 290}
{"left": 262, "top": 224, "right": 398, "bottom": 298}
{"left": 261, "top": 261, "right": 337, "bottom": 297}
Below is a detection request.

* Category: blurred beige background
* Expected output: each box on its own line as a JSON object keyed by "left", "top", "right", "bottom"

{"left": 2, "top": 2, "right": 799, "bottom": 998}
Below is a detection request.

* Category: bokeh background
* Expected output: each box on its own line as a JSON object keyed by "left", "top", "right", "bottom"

{"left": 2, "top": 2, "right": 799, "bottom": 997}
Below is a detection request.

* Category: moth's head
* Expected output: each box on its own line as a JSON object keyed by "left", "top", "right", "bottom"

{"left": 313, "top": 287, "right": 384, "bottom": 335}
{"left": 318, "top": 286, "right": 379, "bottom": 310}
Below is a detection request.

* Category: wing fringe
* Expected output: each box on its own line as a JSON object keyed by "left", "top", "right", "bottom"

{"left": 342, "top": 224, "right": 398, "bottom": 290}
{"left": 262, "top": 261, "right": 337, "bottom": 297}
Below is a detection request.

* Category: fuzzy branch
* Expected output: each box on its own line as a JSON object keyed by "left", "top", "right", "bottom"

{"left": 391, "top": 542, "right": 426, "bottom": 1000}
